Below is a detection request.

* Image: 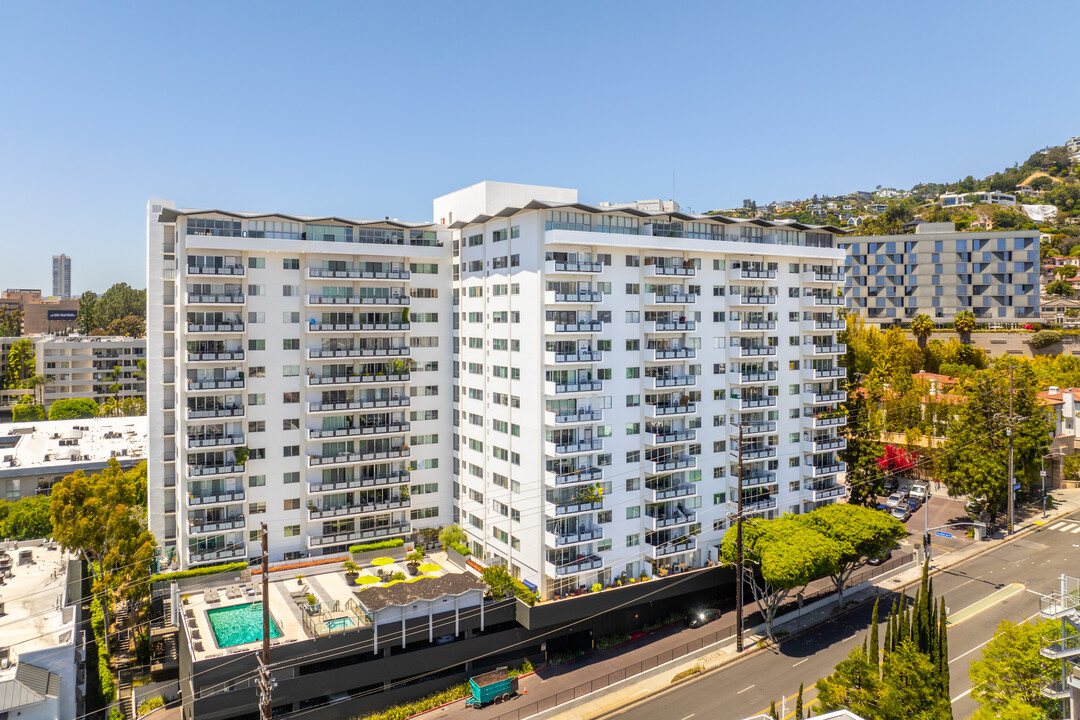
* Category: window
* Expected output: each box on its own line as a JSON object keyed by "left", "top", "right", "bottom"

{"left": 626, "top": 450, "right": 640, "bottom": 463}
{"left": 283, "top": 445, "right": 300, "bottom": 457}
{"left": 249, "top": 502, "right": 266, "bottom": 514}
{"left": 282, "top": 339, "right": 299, "bottom": 350}
{"left": 626, "top": 367, "right": 639, "bottom": 379}
{"left": 714, "top": 493, "right": 726, "bottom": 505}
{"left": 247, "top": 284, "right": 264, "bottom": 296}
{"left": 249, "top": 366, "right": 266, "bottom": 378}
{"left": 625, "top": 311, "right": 640, "bottom": 323}
{"left": 247, "top": 312, "right": 264, "bottom": 324}
{"left": 626, "top": 256, "right": 640, "bottom": 267}
{"left": 598, "top": 539, "right": 613, "bottom": 552}
{"left": 248, "top": 339, "right": 265, "bottom": 351}
{"left": 248, "top": 393, "right": 265, "bottom": 406}
{"left": 283, "top": 418, "right": 299, "bottom": 430}
{"left": 283, "top": 472, "right": 299, "bottom": 484}
{"left": 284, "top": 524, "right": 300, "bottom": 537}
{"left": 248, "top": 474, "right": 266, "bottom": 487}
{"left": 283, "top": 392, "right": 300, "bottom": 404}
{"left": 283, "top": 258, "right": 299, "bottom": 270}
{"left": 626, "top": 395, "right": 640, "bottom": 407}
{"left": 626, "top": 422, "right": 640, "bottom": 435}
{"left": 248, "top": 257, "right": 265, "bottom": 269}
{"left": 283, "top": 499, "right": 300, "bottom": 511}
{"left": 626, "top": 534, "right": 640, "bottom": 547}
{"left": 247, "top": 448, "right": 265, "bottom": 460}
{"left": 282, "top": 365, "right": 299, "bottom": 377}
{"left": 626, "top": 339, "right": 639, "bottom": 351}
{"left": 626, "top": 477, "right": 640, "bottom": 491}
{"left": 283, "top": 285, "right": 299, "bottom": 296}
{"left": 625, "top": 283, "right": 639, "bottom": 294}
{"left": 283, "top": 312, "right": 300, "bottom": 323}
{"left": 410, "top": 263, "right": 439, "bottom": 274}
{"left": 411, "top": 507, "right": 439, "bottom": 520}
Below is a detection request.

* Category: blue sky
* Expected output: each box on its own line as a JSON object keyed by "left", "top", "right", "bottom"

{"left": 0, "top": 0, "right": 1075, "bottom": 295}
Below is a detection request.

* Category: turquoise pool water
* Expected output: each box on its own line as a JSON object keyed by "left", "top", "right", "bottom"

{"left": 206, "top": 603, "right": 283, "bottom": 648}
{"left": 324, "top": 616, "right": 356, "bottom": 631}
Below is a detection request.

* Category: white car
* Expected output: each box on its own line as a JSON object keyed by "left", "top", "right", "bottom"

{"left": 909, "top": 484, "right": 929, "bottom": 502}
{"left": 885, "top": 493, "right": 905, "bottom": 508}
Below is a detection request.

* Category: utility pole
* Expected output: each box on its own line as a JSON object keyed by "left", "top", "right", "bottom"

{"left": 257, "top": 523, "right": 273, "bottom": 720}
{"left": 1007, "top": 366, "right": 1015, "bottom": 536}
{"left": 1041, "top": 455, "right": 1048, "bottom": 520}
{"left": 735, "top": 423, "right": 745, "bottom": 653}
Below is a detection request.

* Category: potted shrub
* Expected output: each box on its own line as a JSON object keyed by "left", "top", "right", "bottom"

{"left": 406, "top": 547, "right": 424, "bottom": 575}
{"left": 233, "top": 446, "right": 249, "bottom": 466}
{"left": 305, "top": 593, "right": 318, "bottom": 612}
{"left": 295, "top": 574, "right": 305, "bottom": 586}
{"left": 342, "top": 559, "right": 360, "bottom": 584}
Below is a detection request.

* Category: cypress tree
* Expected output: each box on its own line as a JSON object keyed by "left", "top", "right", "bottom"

{"left": 795, "top": 682, "right": 804, "bottom": 719}
{"left": 769, "top": 699, "right": 779, "bottom": 720}
{"left": 868, "top": 597, "right": 880, "bottom": 668}
{"left": 898, "top": 592, "right": 909, "bottom": 644}
{"left": 883, "top": 611, "right": 892, "bottom": 656}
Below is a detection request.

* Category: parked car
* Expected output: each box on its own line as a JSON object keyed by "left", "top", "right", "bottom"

{"left": 686, "top": 608, "right": 721, "bottom": 628}
{"left": 909, "top": 484, "right": 929, "bottom": 502}
{"left": 906, "top": 500, "right": 921, "bottom": 514}
{"left": 868, "top": 548, "right": 894, "bottom": 566}
{"left": 891, "top": 505, "right": 911, "bottom": 522}
{"left": 875, "top": 503, "right": 889, "bottom": 513}
{"left": 898, "top": 484, "right": 911, "bottom": 498}
{"left": 885, "top": 493, "right": 905, "bottom": 509}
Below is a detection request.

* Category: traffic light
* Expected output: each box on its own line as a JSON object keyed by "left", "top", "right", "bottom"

{"left": 923, "top": 532, "right": 931, "bottom": 551}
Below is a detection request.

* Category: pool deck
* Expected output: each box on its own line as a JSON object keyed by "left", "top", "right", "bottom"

{"left": 178, "top": 551, "right": 456, "bottom": 662}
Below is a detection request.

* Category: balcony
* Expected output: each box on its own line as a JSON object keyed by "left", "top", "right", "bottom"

{"left": 187, "top": 351, "right": 244, "bottom": 363}
{"left": 1039, "top": 590, "right": 1080, "bottom": 620}
{"left": 306, "top": 471, "right": 410, "bottom": 494}
{"left": 186, "top": 378, "right": 245, "bottom": 391}
{"left": 735, "top": 267, "right": 777, "bottom": 280}
{"left": 1040, "top": 634, "right": 1080, "bottom": 660}
{"left": 548, "top": 466, "right": 603, "bottom": 486}
{"left": 729, "top": 320, "right": 776, "bottom": 333}
{"left": 186, "top": 463, "right": 245, "bottom": 478}
{"left": 809, "top": 344, "right": 847, "bottom": 356}
{"left": 546, "top": 438, "right": 604, "bottom": 456}
{"left": 309, "top": 346, "right": 409, "bottom": 359}
{"left": 187, "top": 489, "right": 245, "bottom": 507}
{"left": 309, "top": 498, "right": 410, "bottom": 520}
{"left": 740, "top": 446, "right": 776, "bottom": 460}
{"left": 740, "top": 471, "right": 777, "bottom": 488}
{"left": 545, "top": 408, "right": 603, "bottom": 426}
{"left": 802, "top": 319, "right": 846, "bottom": 332}
{"left": 186, "top": 265, "right": 245, "bottom": 276}
{"left": 645, "top": 402, "right": 696, "bottom": 418}
{"left": 645, "top": 511, "right": 697, "bottom": 531}
{"left": 186, "top": 294, "right": 245, "bottom": 305}
{"left": 308, "top": 322, "right": 410, "bottom": 333}
{"left": 643, "top": 293, "right": 696, "bottom": 306}
{"left": 808, "top": 462, "right": 847, "bottom": 477}
{"left": 306, "top": 294, "right": 409, "bottom": 306}
{"left": 804, "top": 270, "right": 846, "bottom": 283}
{"left": 737, "top": 421, "right": 776, "bottom": 436}
{"left": 188, "top": 516, "right": 245, "bottom": 535}
{"left": 550, "top": 554, "right": 604, "bottom": 576}
{"left": 646, "top": 455, "right": 696, "bottom": 474}
{"left": 645, "top": 429, "right": 696, "bottom": 446}
{"left": 187, "top": 434, "right": 245, "bottom": 449}
{"left": 645, "top": 320, "right": 696, "bottom": 333}
{"left": 735, "top": 345, "right": 776, "bottom": 358}
{"left": 544, "top": 380, "right": 603, "bottom": 395}
{"left": 308, "top": 422, "right": 410, "bottom": 439}
{"left": 809, "top": 296, "right": 845, "bottom": 306}
{"left": 646, "top": 484, "right": 698, "bottom": 502}
{"left": 544, "top": 290, "right": 603, "bottom": 304}
{"left": 808, "top": 437, "right": 847, "bottom": 453}
{"left": 1040, "top": 680, "right": 1072, "bottom": 700}
{"left": 733, "top": 396, "right": 776, "bottom": 410}
{"left": 808, "top": 485, "right": 848, "bottom": 502}
{"left": 544, "top": 320, "right": 603, "bottom": 334}
{"left": 307, "top": 523, "right": 411, "bottom": 548}
{"left": 737, "top": 496, "right": 777, "bottom": 514}
{"left": 647, "top": 539, "right": 696, "bottom": 559}
{"left": 545, "top": 260, "right": 603, "bottom": 274}
{"left": 308, "top": 447, "right": 410, "bottom": 466}
{"left": 736, "top": 294, "right": 777, "bottom": 305}
{"left": 544, "top": 350, "right": 603, "bottom": 365}
{"left": 307, "top": 373, "right": 410, "bottom": 387}
{"left": 188, "top": 545, "right": 246, "bottom": 566}
{"left": 806, "top": 390, "right": 847, "bottom": 404}
{"left": 804, "top": 414, "right": 848, "bottom": 430}
{"left": 186, "top": 407, "right": 245, "bottom": 420}
{"left": 645, "top": 347, "right": 695, "bottom": 361}
{"left": 545, "top": 527, "right": 603, "bottom": 548}
{"left": 803, "top": 366, "right": 846, "bottom": 380}
{"left": 645, "top": 375, "right": 696, "bottom": 390}
{"left": 552, "top": 500, "right": 603, "bottom": 517}
{"left": 186, "top": 323, "right": 245, "bottom": 334}
{"left": 645, "top": 264, "right": 696, "bottom": 278}
{"left": 307, "top": 397, "right": 409, "bottom": 412}
{"left": 732, "top": 371, "right": 776, "bottom": 384}
{"left": 308, "top": 267, "right": 410, "bottom": 281}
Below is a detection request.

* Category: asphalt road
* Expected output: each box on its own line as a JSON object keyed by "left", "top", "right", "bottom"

{"left": 602, "top": 510, "right": 1080, "bottom": 720}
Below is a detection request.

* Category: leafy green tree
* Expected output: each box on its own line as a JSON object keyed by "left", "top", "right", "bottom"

{"left": 816, "top": 644, "right": 882, "bottom": 717}
{"left": 911, "top": 314, "right": 934, "bottom": 349}
{"left": 953, "top": 311, "right": 977, "bottom": 343}
{"left": 0, "top": 306, "right": 23, "bottom": 337}
{"left": 1056, "top": 264, "right": 1078, "bottom": 280}
{"left": 879, "top": 640, "right": 952, "bottom": 719}
{"left": 720, "top": 516, "right": 839, "bottom": 639}
{"left": 95, "top": 283, "right": 146, "bottom": 330}
{"left": 76, "top": 290, "right": 98, "bottom": 334}
{"left": 104, "top": 315, "right": 145, "bottom": 338}
{"left": 971, "top": 698, "right": 1044, "bottom": 720}
{"left": 12, "top": 395, "right": 44, "bottom": 422}
{"left": 968, "top": 619, "right": 1062, "bottom": 717}
{"left": 7, "top": 339, "right": 34, "bottom": 387}
{"left": 0, "top": 495, "right": 53, "bottom": 539}
{"left": 802, "top": 504, "right": 906, "bottom": 604}
{"left": 438, "top": 525, "right": 467, "bottom": 548}
{"left": 48, "top": 397, "right": 101, "bottom": 420}
{"left": 1046, "top": 279, "right": 1075, "bottom": 297}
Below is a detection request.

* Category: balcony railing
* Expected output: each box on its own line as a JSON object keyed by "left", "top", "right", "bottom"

{"left": 307, "top": 471, "right": 410, "bottom": 493}
{"left": 552, "top": 499, "right": 603, "bottom": 516}
{"left": 807, "top": 390, "right": 847, "bottom": 404}
{"left": 645, "top": 321, "right": 696, "bottom": 333}
{"left": 545, "top": 380, "right": 603, "bottom": 395}
{"left": 545, "top": 290, "right": 603, "bottom": 304}
{"left": 308, "top": 422, "right": 409, "bottom": 439}
{"left": 740, "top": 446, "right": 776, "bottom": 460}
{"left": 739, "top": 496, "right": 777, "bottom": 513}
{"left": 646, "top": 402, "right": 697, "bottom": 417}
{"left": 186, "top": 265, "right": 245, "bottom": 276}
{"left": 187, "top": 294, "right": 245, "bottom": 304}
{"left": 307, "top": 397, "right": 409, "bottom": 412}
{"left": 808, "top": 462, "right": 847, "bottom": 477}
{"left": 545, "top": 350, "right": 603, "bottom": 364}
{"left": 308, "top": 267, "right": 410, "bottom": 280}
{"left": 804, "top": 366, "right": 846, "bottom": 380}
{"left": 545, "top": 320, "right": 603, "bottom": 334}
{"left": 187, "top": 351, "right": 244, "bottom": 362}
{"left": 648, "top": 539, "right": 696, "bottom": 559}
{"left": 187, "top": 323, "right": 245, "bottom": 333}
{"left": 740, "top": 471, "right": 776, "bottom": 487}
{"left": 309, "top": 498, "right": 410, "bottom": 519}
{"left": 645, "top": 265, "right": 696, "bottom": 277}
{"left": 309, "top": 346, "right": 409, "bottom": 359}
{"left": 188, "top": 516, "right": 245, "bottom": 535}
{"left": 187, "top": 489, "right": 245, "bottom": 507}
{"left": 730, "top": 320, "right": 775, "bottom": 332}
{"left": 549, "top": 466, "right": 603, "bottom": 486}
{"left": 547, "top": 438, "right": 604, "bottom": 455}
{"left": 186, "top": 407, "right": 245, "bottom": 420}
{"left": 734, "top": 396, "right": 776, "bottom": 409}
{"left": 645, "top": 429, "right": 696, "bottom": 446}
{"left": 809, "top": 437, "right": 847, "bottom": 452}
{"left": 308, "top": 447, "right": 410, "bottom": 466}
{"left": 308, "top": 322, "right": 410, "bottom": 332}
{"left": 810, "top": 296, "right": 845, "bottom": 306}
{"left": 646, "top": 511, "right": 697, "bottom": 530}
{"left": 805, "top": 414, "right": 848, "bottom": 429}
{"left": 734, "top": 371, "right": 776, "bottom": 383}
{"left": 645, "top": 348, "right": 695, "bottom": 361}
{"left": 808, "top": 485, "right": 848, "bottom": 501}
{"left": 736, "top": 345, "right": 777, "bottom": 358}
{"left": 187, "top": 379, "right": 245, "bottom": 391}
{"left": 307, "top": 523, "right": 411, "bottom": 548}
{"left": 307, "top": 373, "right": 410, "bottom": 386}
{"left": 546, "top": 409, "right": 603, "bottom": 425}
{"left": 546, "top": 527, "right": 603, "bottom": 548}
{"left": 644, "top": 293, "right": 696, "bottom": 305}
{"left": 737, "top": 421, "right": 776, "bottom": 435}
{"left": 187, "top": 463, "right": 244, "bottom": 477}
{"left": 187, "top": 434, "right": 245, "bottom": 449}
{"left": 552, "top": 554, "right": 604, "bottom": 576}
{"left": 736, "top": 294, "right": 777, "bottom": 305}
{"left": 188, "top": 545, "right": 246, "bottom": 565}
{"left": 545, "top": 260, "right": 603, "bottom": 274}
{"left": 810, "top": 344, "right": 847, "bottom": 355}
{"left": 646, "top": 484, "right": 698, "bottom": 502}
{"left": 646, "top": 456, "right": 696, "bottom": 474}
{"left": 307, "top": 295, "right": 409, "bottom": 306}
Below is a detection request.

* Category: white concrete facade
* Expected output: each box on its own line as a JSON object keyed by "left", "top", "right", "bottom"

{"left": 36, "top": 334, "right": 146, "bottom": 409}
{"left": 147, "top": 183, "right": 848, "bottom": 592}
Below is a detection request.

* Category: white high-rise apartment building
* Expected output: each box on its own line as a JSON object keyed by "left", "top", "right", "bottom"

{"left": 52, "top": 254, "right": 71, "bottom": 299}
{"left": 147, "top": 183, "right": 849, "bottom": 595}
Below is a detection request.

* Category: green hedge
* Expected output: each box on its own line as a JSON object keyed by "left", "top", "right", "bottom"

{"left": 349, "top": 538, "right": 404, "bottom": 554}
{"left": 90, "top": 598, "right": 116, "bottom": 703}
{"left": 448, "top": 542, "right": 471, "bottom": 557}
{"left": 1030, "top": 329, "right": 1063, "bottom": 349}
{"left": 150, "top": 562, "right": 247, "bottom": 584}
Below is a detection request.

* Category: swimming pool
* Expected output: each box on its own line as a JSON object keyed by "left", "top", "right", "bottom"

{"left": 206, "top": 603, "right": 283, "bottom": 648}
{"left": 323, "top": 616, "right": 356, "bottom": 631}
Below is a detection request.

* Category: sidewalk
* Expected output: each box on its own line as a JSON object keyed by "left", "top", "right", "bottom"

{"left": 434, "top": 488, "right": 1080, "bottom": 720}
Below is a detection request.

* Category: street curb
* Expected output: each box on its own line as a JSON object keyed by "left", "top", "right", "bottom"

{"left": 580, "top": 502, "right": 1080, "bottom": 720}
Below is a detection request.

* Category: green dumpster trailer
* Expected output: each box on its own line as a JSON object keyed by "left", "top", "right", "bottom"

{"left": 465, "top": 667, "right": 518, "bottom": 707}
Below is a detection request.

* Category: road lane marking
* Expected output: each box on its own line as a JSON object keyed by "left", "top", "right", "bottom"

{"left": 737, "top": 684, "right": 755, "bottom": 694}
{"left": 1071, "top": 526, "right": 1080, "bottom": 533}
{"left": 1050, "top": 522, "right": 1066, "bottom": 530}
{"left": 947, "top": 583, "right": 1025, "bottom": 626}
{"left": 681, "top": 715, "right": 695, "bottom": 720}
{"left": 793, "top": 658, "right": 810, "bottom": 666}
{"left": 952, "top": 687, "right": 973, "bottom": 703}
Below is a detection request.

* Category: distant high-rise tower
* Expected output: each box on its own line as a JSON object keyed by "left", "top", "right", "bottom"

{"left": 52, "top": 254, "right": 71, "bottom": 299}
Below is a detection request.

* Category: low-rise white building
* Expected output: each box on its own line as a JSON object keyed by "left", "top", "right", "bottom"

{"left": 37, "top": 334, "right": 146, "bottom": 410}
{"left": 0, "top": 416, "right": 147, "bottom": 500}
{"left": 939, "top": 191, "right": 1017, "bottom": 207}
{"left": 0, "top": 542, "right": 83, "bottom": 720}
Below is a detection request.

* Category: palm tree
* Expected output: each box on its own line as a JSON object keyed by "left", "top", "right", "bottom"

{"left": 107, "top": 364, "right": 125, "bottom": 416}
{"left": 910, "top": 314, "right": 934, "bottom": 349}
{"left": 953, "top": 310, "right": 977, "bottom": 344}
{"left": 30, "top": 374, "right": 53, "bottom": 407}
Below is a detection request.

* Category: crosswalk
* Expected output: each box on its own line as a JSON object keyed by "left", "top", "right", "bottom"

{"left": 1048, "top": 520, "right": 1080, "bottom": 534}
